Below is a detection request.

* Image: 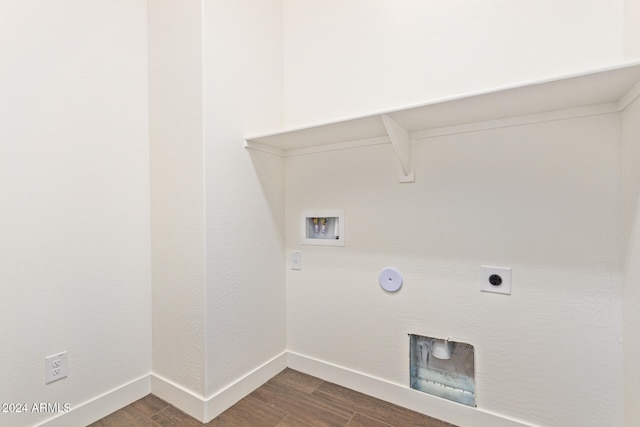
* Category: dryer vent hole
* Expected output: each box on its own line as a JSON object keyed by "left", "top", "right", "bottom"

{"left": 409, "top": 334, "right": 476, "bottom": 407}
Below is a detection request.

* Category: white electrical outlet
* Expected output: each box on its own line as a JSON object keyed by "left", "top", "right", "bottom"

{"left": 45, "top": 351, "right": 68, "bottom": 384}
{"left": 291, "top": 251, "right": 302, "bottom": 270}
{"left": 480, "top": 266, "right": 512, "bottom": 295}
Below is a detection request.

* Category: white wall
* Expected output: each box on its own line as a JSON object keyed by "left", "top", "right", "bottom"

{"left": 283, "top": 0, "right": 625, "bottom": 127}
{"left": 149, "top": 0, "right": 207, "bottom": 398}
{"left": 282, "top": 5, "right": 631, "bottom": 424}
{"left": 2, "top": 2, "right": 634, "bottom": 425}
{"left": 285, "top": 112, "right": 624, "bottom": 427}
{"left": 622, "top": 94, "right": 640, "bottom": 426}
{"left": 203, "top": 0, "right": 286, "bottom": 396}
{"left": 0, "top": 1, "right": 151, "bottom": 426}
{"left": 149, "top": 0, "right": 286, "bottom": 417}
{"left": 626, "top": 0, "right": 640, "bottom": 59}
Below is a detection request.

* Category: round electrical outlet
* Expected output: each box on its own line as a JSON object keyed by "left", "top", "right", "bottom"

{"left": 489, "top": 274, "right": 502, "bottom": 286}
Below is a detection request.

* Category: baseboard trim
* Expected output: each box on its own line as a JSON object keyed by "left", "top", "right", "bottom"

{"left": 38, "top": 351, "right": 533, "bottom": 427}
{"left": 151, "top": 351, "right": 288, "bottom": 423}
{"left": 287, "top": 351, "right": 534, "bottom": 427}
{"left": 203, "top": 351, "right": 288, "bottom": 422}
{"left": 150, "top": 373, "right": 207, "bottom": 422}
{"left": 37, "top": 375, "right": 151, "bottom": 427}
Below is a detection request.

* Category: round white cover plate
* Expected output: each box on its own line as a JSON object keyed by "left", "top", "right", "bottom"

{"left": 379, "top": 267, "right": 403, "bottom": 292}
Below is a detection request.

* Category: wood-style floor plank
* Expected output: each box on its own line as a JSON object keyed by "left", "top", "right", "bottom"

{"left": 312, "top": 381, "right": 455, "bottom": 427}
{"left": 130, "top": 394, "right": 171, "bottom": 418}
{"left": 206, "top": 395, "right": 287, "bottom": 427}
{"left": 267, "top": 366, "right": 324, "bottom": 394}
{"left": 152, "top": 405, "right": 205, "bottom": 427}
{"left": 249, "top": 381, "right": 355, "bottom": 426}
{"left": 345, "top": 413, "right": 394, "bottom": 427}
{"left": 88, "top": 368, "right": 458, "bottom": 427}
{"left": 87, "top": 405, "right": 155, "bottom": 427}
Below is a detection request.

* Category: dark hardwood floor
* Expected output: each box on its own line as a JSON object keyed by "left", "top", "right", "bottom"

{"left": 89, "top": 368, "right": 456, "bottom": 426}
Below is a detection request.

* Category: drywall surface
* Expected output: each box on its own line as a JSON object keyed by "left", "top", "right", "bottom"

{"left": 149, "top": 0, "right": 206, "bottom": 396}
{"left": 285, "top": 113, "right": 623, "bottom": 427}
{"left": 203, "top": 0, "right": 287, "bottom": 396}
{"left": 148, "top": 0, "right": 285, "bottom": 410}
{"left": 282, "top": 0, "right": 625, "bottom": 127}
{"left": 623, "top": 95, "right": 640, "bottom": 251}
{"left": 622, "top": 96, "right": 640, "bottom": 426}
{"left": 0, "top": 1, "right": 151, "bottom": 426}
{"left": 626, "top": 0, "right": 640, "bottom": 59}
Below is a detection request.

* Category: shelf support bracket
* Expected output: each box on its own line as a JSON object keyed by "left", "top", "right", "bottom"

{"left": 381, "top": 114, "right": 414, "bottom": 183}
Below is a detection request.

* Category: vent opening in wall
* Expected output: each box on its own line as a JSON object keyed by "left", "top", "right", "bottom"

{"left": 409, "top": 334, "right": 476, "bottom": 407}
{"left": 301, "top": 210, "right": 345, "bottom": 246}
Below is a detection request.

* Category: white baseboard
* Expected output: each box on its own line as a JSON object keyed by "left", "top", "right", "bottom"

{"left": 151, "top": 351, "right": 288, "bottom": 423}
{"left": 37, "top": 375, "right": 151, "bottom": 427}
{"left": 287, "top": 351, "right": 534, "bottom": 427}
{"left": 203, "top": 351, "right": 288, "bottom": 422}
{"left": 38, "top": 351, "right": 532, "bottom": 427}
{"left": 150, "top": 373, "right": 208, "bottom": 422}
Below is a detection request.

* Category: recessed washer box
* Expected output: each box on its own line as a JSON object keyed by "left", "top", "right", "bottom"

{"left": 301, "top": 210, "right": 344, "bottom": 246}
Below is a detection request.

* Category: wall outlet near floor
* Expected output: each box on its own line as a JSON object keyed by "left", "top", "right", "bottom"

{"left": 45, "top": 351, "right": 68, "bottom": 384}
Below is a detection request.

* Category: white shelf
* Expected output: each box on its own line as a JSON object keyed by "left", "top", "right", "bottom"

{"left": 245, "top": 61, "right": 640, "bottom": 182}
